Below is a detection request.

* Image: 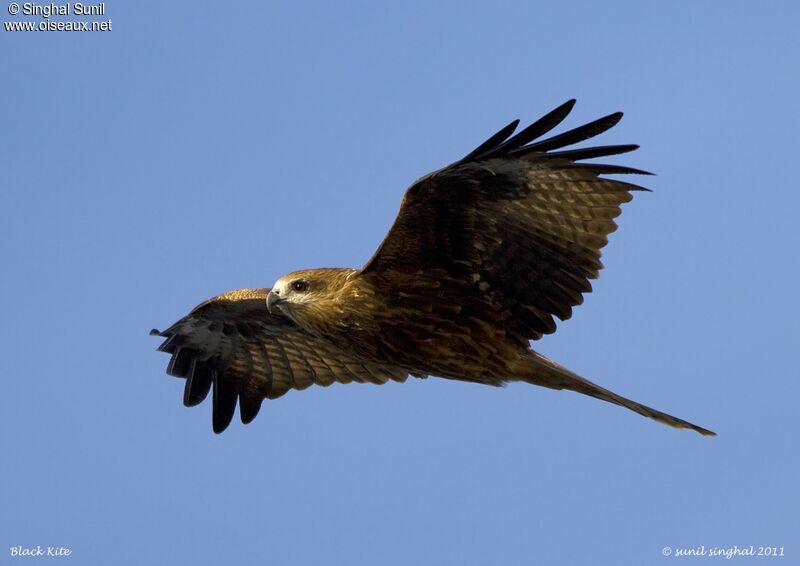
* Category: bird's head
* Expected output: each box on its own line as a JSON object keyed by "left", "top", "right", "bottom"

{"left": 266, "top": 268, "right": 355, "bottom": 320}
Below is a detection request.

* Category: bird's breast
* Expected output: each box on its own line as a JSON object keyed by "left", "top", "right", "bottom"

{"left": 312, "top": 284, "right": 521, "bottom": 382}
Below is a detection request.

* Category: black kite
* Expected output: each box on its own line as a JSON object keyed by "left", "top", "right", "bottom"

{"left": 152, "top": 100, "right": 715, "bottom": 436}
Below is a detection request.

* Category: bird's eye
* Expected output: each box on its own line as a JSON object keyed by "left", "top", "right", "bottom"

{"left": 291, "top": 280, "right": 308, "bottom": 292}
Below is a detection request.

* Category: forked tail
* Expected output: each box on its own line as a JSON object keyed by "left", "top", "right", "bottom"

{"left": 517, "top": 352, "right": 716, "bottom": 436}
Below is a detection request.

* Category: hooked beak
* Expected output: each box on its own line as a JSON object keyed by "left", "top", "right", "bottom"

{"left": 266, "top": 290, "right": 284, "bottom": 315}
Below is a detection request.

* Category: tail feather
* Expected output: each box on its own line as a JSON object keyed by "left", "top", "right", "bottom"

{"left": 518, "top": 352, "right": 716, "bottom": 436}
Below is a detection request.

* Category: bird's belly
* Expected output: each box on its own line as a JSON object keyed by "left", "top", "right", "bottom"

{"left": 330, "top": 308, "right": 523, "bottom": 385}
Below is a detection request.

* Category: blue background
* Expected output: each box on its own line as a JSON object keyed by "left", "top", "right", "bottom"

{"left": 2, "top": 1, "right": 797, "bottom": 564}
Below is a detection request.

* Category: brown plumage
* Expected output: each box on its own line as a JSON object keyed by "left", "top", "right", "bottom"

{"left": 152, "top": 100, "right": 715, "bottom": 436}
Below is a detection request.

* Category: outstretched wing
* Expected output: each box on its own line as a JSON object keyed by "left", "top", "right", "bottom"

{"left": 151, "top": 288, "right": 408, "bottom": 433}
{"left": 360, "top": 99, "right": 651, "bottom": 341}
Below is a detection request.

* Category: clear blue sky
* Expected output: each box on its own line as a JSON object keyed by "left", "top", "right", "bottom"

{"left": 2, "top": 1, "right": 798, "bottom": 564}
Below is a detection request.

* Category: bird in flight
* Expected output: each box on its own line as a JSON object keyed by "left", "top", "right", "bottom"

{"left": 152, "top": 99, "right": 715, "bottom": 436}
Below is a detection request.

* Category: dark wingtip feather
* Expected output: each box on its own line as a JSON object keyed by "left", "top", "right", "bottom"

{"left": 459, "top": 102, "right": 645, "bottom": 169}
{"left": 212, "top": 371, "right": 238, "bottom": 434}
{"left": 460, "top": 119, "right": 520, "bottom": 162}
{"left": 520, "top": 112, "right": 624, "bottom": 155}
{"left": 166, "top": 347, "right": 193, "bottom": 377}
{"left": 239, "top": 393, "right": 264, "bottom": 424}
{"left": 546, "top": 144, "right": 640, "bottom": 161}
{"left": 616, "top": 181, "right": 653, "bottom": 192}
{"left": 183, "top": 359, "right": 213, "bottom": 407}
{"left": 479, "top": 99, "right": 578, "bottom": 160}
{"left": 572, "top": 163, "right": 654, "bottom": 176}
{"left": 156, "top": 334, "right": 180, "bottom": 354}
